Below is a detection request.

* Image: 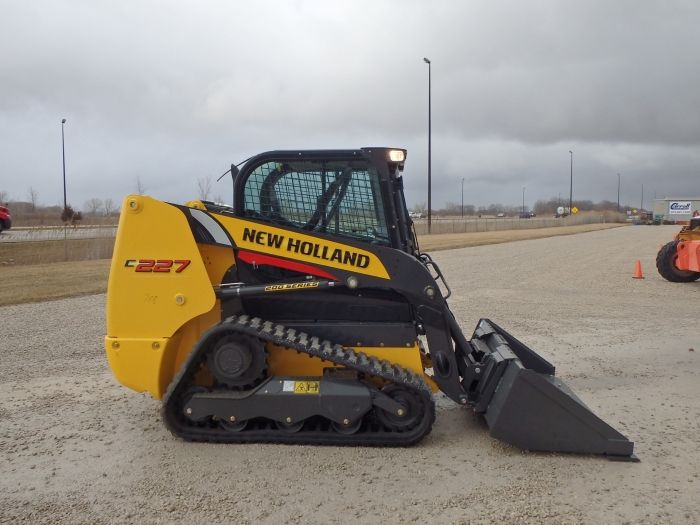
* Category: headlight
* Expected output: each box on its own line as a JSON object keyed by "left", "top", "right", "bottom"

{"left": 388, "top": 150, "right": 406, "bottom": 163}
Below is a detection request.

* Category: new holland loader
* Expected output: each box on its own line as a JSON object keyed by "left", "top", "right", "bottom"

{"left": 105, "top": 147, "right": 636, "bottom": 459}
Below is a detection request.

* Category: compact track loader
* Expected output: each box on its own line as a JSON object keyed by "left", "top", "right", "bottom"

{"left": 105, "top": 147, "right": 636, "bottom": 459}
{"left": 656, "top": 217, "right": 700, "bottom": 282}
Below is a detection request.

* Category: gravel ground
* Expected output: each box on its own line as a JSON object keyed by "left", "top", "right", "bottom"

{"left": 1, "top": 225, "right": 698, "bottom": 524}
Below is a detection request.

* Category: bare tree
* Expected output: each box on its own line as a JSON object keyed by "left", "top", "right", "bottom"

{"left": 0, "top": 190, "right": 8, "bottom": 205}
{"left": 85, "top": 198, "right": 104, "bottom": 216}
{"left": 104, "top": 198, "right": 115, "bottom": 216}
{"left": 197, "top": 176, "right": 212, "bottom": 201}
{"left": 135, "top": 176, "right": 146, "bottom": 195}
{"left": 61, "top": 205, "right": 75, "bottom": 223}
{"left": 27, "top": 186, "right": 39, "bottom": 211}
{"left": 412, "top": 202, "right": 427, "bottom": 213}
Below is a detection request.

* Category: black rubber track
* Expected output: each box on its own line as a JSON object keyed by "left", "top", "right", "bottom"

{"left": 162, "top": 315, "right": 436, "bottom": 446}
{"left": 656, "top": 241, "right": 700, "bottom": 282}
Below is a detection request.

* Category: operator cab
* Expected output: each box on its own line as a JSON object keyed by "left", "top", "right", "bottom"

{"left": 212, "top": 148, "right": 419, "bottom": 344}
{"left": 227, "top": 148, "right": 417, "bottom": 255}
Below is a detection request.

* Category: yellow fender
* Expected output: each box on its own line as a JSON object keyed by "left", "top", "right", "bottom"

{"left": 105, "top": 195, "right": 222, "bottom": 398}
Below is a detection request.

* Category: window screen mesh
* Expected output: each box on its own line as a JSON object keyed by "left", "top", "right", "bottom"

{"left": 243, "top": 161, "right": 389, "bottom": 244}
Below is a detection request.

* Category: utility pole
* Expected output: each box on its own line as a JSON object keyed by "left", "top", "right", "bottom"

{"left": 568, "top": 150, "right": 573, "bottom": 215}
{"left": 423, "top": 57, "right": 432, "bottom": 233}
{"left": 617, "top": 173, "right": 620, "bottom": 212}
{"left": 61, "top": 118, "right": 68, "bottom": 262}
{"left": 62, "top": 118, "right": 67, "bottom": 212}
{"left": 461, "top": 178, "right": 464, "bottom": 217}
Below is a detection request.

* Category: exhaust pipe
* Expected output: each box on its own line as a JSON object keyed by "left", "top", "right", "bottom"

{"left": 457, "top": 319, "right": 637, "bottom": 461}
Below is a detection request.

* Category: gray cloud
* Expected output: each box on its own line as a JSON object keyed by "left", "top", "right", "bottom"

{"left": 1, "top": 0, "right": 698, "bottom": 211}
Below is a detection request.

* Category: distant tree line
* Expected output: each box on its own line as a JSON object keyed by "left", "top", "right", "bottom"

{"left": 0, "top": 186, "right": 120, "bottom": 226}
{"left": 532, "top": 197, "right": 634, "bottom": 215}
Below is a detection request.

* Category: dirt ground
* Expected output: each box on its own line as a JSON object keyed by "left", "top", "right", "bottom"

{"left": 1, "top": 225, "right": 698, "bottom": 524}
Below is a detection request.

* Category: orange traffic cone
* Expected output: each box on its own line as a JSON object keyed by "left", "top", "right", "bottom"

{"left": 633, "top": 260, "right": 644, "bottom": 279}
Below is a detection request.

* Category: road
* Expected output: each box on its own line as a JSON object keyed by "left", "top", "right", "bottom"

{"left": 0, "top": 226, "right": 116, "bottom": 243}
{"left": 0, "top": 225, "right": 698, "bottom": 524}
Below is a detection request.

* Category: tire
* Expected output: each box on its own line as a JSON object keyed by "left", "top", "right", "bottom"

{"left": 656, "top": 241, "right": 700, "bottom": 282}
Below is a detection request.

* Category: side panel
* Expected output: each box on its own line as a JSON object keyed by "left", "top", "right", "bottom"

{"left": 215, "top": 215, "right": 390, "bottom": 280}
{"left": 105, "top": 195, "right": 224, "bottom": 397}
{"left": 106, "top": 195, "right": 216, "bottom": 337}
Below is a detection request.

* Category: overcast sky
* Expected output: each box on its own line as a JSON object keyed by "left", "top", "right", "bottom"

{"left": 1, "top": 0, "right": 699, "bottom": 211}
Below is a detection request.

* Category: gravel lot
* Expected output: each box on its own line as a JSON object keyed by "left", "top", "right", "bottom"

{"left": 1, "top": 225, "right": 698, "bottom": 524}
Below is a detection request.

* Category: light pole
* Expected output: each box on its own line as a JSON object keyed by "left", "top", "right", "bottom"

{"left": 617, "top": 173, "right": 620, "bottom": 212}
{"left": 640, "top": 183, "right": 644, "bottom": 212}
{"left": 568, "top": 150, "right": 573, "bottom": 216}
{"left": 423, "top": 57, "right": 432, "bottom": 233}
{"left": 61, "top": 118, "right": 67, "bottom": 212}
{"left": 522, "top": 186, "right": 526, "bottom": 215}
{"left": 461, "top": 177, "right": 465, "bottom": 217}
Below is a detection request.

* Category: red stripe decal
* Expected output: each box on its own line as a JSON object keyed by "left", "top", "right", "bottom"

{"left": 237, "top": 250, "right": 338, "bottom": 280}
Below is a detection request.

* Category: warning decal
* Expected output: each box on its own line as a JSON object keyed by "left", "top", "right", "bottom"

{"left": 282, "top": 380, "right": 320, "bottom": 394}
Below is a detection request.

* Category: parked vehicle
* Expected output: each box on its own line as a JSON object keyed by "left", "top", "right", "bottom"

{"left": 656, "top": 217, "right": 700, "bottom": 282}
{"left": 0, "top": 205, "right": 11, "bottom": 233}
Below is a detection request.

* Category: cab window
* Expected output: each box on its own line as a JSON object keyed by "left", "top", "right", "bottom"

{"left": 242, "top": 160, "right": 389, "bottom": 245}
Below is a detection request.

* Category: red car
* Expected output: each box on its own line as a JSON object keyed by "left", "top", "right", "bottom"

{"left": 0, "top": 205, "right": 11, "bottom": 233}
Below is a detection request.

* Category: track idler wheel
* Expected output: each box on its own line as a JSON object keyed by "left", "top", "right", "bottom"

{"left": 206, "top": 333, "right": 267, "bottom": 388}
{"left": 275, "top": 420, "right": 304, "bottom": 433}
{"left": 331, "top": 418, "right": 363, "bottom": 435}
{"left": 375, "top": 385, "right": 425, "bottom": 431}
{"left": 219, "top": 418, "right": 248, "bottom": 433}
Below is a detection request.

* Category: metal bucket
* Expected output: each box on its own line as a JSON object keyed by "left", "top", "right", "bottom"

{"left": 466, "top": 320, "right": 637, "bottom": 461}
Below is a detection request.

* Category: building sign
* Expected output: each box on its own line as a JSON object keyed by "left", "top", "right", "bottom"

{"left": 668, "top": 201, "right": 692, "bottom": 215}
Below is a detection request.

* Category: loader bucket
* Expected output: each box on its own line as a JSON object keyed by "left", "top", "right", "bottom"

{"left": 466, "top": 320, "right": 637, "bottom": 461}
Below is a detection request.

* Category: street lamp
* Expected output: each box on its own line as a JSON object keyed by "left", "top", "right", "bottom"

{"left": 522, "top": 186, "right": 526, "bottom": 216}
{"left": 617, "top": 173, "right": 620, "bottom": 212}
{"left": 568, "top": 150, "right": 573, "bottom": 216}
{"left": 423, "top": 57, "right": 432, "bottom": 233}
{"left": 461, "top": 177, "right": 465, "bottom": 217}
{"left": 61, "top": 118, "right": 67, "bottom": 212}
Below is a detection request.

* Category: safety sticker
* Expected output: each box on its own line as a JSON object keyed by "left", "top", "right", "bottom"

{"left": 282, "top": 380, "right": 320, "bottom": 394}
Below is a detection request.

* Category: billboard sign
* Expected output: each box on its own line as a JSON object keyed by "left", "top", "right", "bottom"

{"left": 668, "top": 201, "right": 692, "bottom": 215}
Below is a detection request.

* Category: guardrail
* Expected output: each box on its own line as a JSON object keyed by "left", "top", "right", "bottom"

{"left": 0, "top": 225, "right": 117, "bottom": 243}
{"left": 413, "top": 214, "right": 611, "bottom": 235}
